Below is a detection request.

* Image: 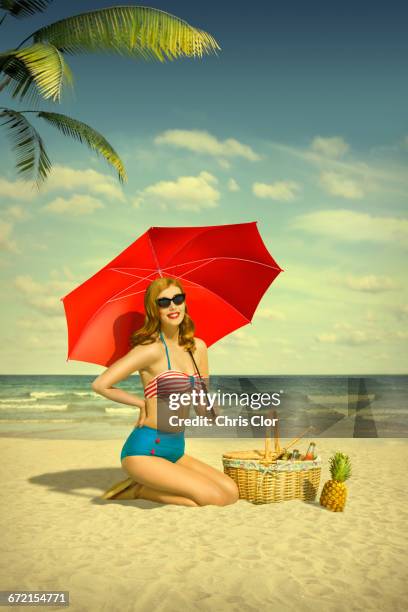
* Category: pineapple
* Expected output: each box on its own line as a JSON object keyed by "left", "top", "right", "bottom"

{"left": 319, "top": 451, "right": 351, "bottom": 512}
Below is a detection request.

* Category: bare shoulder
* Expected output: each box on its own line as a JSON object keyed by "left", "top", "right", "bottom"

{"left": 193, "top": 337, "right": 208, "bottom": 354}
{"left": 128, "top": 338, "right": 162, "bottom": 366}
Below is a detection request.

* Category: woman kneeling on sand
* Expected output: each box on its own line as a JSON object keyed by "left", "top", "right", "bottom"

{"left": 92, "top": 277, "right": 239, "bottom": 507}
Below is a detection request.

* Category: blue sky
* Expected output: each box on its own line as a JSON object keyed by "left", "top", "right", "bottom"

{"left": 0, "top": 0, "right": 407, "bottom": 374}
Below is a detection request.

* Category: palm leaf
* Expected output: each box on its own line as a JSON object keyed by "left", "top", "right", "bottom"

{"left": 0, "top": 0, "right": 54, "bottom": 19}
{"left": 0, "top": 108, "right": 52, "bottom": 190}
{"left": 0, "top": 43, "right": 74, "bottom": 104}
{"left": 27, "top": 6, "right": 221, "bottom": 61}
{"left": 37, "top": 111, "right": 128, "bottom": 183}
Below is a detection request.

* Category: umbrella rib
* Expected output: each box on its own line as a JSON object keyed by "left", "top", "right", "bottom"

{"left": 157, "top": 226, "right": 216, "bottom": 267}
{"left": 110, "top": 266, "right": 157, "bottom": 272}
{"left": 109, "top": 268, "right": 157, "bottom": 280}
{"left": 164, "top": 272, "right": 252, "bottom": 324}
{"left": 164, "top": 258, "right": 217, "bottom": 278}
{"left": 161, "top": 256, "right": 283, "bottom": 273}
{"left": 106, "top": 270, "right": 158, "bottom": 302}
{"left": 147, "top": 230, "right": 163, "bottom": 277}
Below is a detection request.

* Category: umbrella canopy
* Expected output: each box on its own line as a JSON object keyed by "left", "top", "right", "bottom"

{"left": 61, "top": 221, "right": 283, "bottom": 367}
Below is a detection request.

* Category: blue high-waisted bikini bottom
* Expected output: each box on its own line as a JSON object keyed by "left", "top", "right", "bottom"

{"left": 120, "top": 425, "right": 185, "bottom": 463}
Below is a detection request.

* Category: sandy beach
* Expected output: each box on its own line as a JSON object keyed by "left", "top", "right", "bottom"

{"left": 1, "top": 436, "right": 407, "bottom": 612}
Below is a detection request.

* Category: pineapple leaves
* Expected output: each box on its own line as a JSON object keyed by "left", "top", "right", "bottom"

{"left": 0, "top": 0, "right": 54, "bottom": 19}
{"left": 0, "top": 108, "right": 52, "bottom": 190}
{"left": 0, "top": 43, "right": 74, "bottom": 104}
{"left": 29, "top": 6, "right": 221, "bottom": 61}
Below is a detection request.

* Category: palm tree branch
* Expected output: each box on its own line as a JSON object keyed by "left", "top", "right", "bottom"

{"left": 0, "top": 107, "right": 52, "bottom": 189}
{"left": 0, "top": 43, "right": 74, "bottom": 103}
{"left": 18, "top": 6, "right": 220, "bottom": 60}
{"left": 37, "top": 111, "right": 128, "bottom": 183}
{"left": 0, "top": 0, "right": 54, "bottom": 19}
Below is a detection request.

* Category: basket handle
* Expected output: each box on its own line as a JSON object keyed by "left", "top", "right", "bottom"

{"left": 264, "top": 409, "right": 280, "bottom": 460}
{"left": 274, "top": 426, "right": 315, "bottom": 460}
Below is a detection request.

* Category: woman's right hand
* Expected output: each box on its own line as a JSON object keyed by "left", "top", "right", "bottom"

{"left": 135, "top": 400, "right": 147, "bottom": 428}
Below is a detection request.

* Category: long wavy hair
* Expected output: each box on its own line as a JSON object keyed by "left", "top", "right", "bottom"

{"left": 130, "top": 278, "right": 196, "bottom": 352}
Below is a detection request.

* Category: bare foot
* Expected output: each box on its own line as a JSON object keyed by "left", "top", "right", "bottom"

{"left": 111, "top": 483, "right": 144, "bottom": 500}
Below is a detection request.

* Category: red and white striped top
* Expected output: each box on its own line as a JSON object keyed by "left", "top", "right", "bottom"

{"left": 144, "top": 370, "right": 202, "bottom": 399}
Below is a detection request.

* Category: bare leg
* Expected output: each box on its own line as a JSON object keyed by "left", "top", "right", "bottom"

{"left": 113, "top": 481, "right": 198, "bottom": 506}
{"left": 176, "top": 454, "right": 239, "bottom": 503}
{"left": 121, "top": 455, "right": 233, "bottom": 506}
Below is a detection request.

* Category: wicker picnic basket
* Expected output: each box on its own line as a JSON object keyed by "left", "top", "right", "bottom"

{"left": 222, "top": 424, "right": 321, "bottom": 505}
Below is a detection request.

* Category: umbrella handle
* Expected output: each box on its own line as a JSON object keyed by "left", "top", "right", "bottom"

{"left": 188, "top": 350, "right": 217, "bottom": 420}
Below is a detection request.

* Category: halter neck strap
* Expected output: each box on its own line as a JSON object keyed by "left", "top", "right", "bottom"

{"left": 159, "top": 331, "right": 171, "bottom": 370}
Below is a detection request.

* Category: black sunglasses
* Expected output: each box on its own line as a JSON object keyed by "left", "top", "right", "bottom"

{"left": 156, "top": 293, "right": 186, "bottom": 308}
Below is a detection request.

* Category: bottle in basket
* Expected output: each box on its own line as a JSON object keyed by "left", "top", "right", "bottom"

{"left": 291, "top": 449, "right": 300, "bottom": 461}
{"left": 304, "top": 442, "right": 316, "bottom": 460}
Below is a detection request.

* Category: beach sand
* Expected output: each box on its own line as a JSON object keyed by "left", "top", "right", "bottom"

{"left": 0, "top": 436, "right": 407, "bottom": 612}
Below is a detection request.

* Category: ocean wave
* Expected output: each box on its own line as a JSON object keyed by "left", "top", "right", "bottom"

{"left": 0, "top": 397, "right": 37, "bottom": 404}
{"left": 30, "top": 391, "right": 65, "bottom": 398}
{"left": 0, "top": 403, "right": 69, "bottom": 411}
{"left": 0, "top": 418, "right": 75, "bottom": 424}
{"left": 307, "top": 394, "right": 376, "bottom": 405}
{"left": 73, "top": 391, "right": 100, "bottom": 397}
{"left": 105, "top": 406, "right": 138, "bottom": 416}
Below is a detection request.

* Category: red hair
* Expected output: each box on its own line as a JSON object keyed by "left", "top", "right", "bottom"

{"left": 130, "top": 277, "right": 196, "bottom": 352}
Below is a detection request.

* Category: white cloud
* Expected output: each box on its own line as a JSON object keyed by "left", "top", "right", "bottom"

{"left": 217, "top": 328, "right": 259, "bottom": 349}
{"left": 154, "top": 129, "right": 261, "bottom": 162}
{"left": 14, "top": 273, "right": 75, "bottom": 315}
{"left": 310, "top": 136, "right": 350, "bottom": 159}
{"left": 393, "top": 304, "right": 408, "bottom": 320}
{"left": 252, "top": 180, "right": 300, "bottom": 201}
{"left": 17, "top": 316, "right": 66, "bottom": 332}
{"left": 319, "top": 171, "right": 364, "bottom": 199}
{"left": 344, "top": 274, "right": 398, "bottom": 292}
{"left": 269, "top": 141, "right": 408, "bottom": 194}
{"left": 42, "top": 165, "right": 126, "bottom": 202}
{"left": 42, "top": 194, "right": 105, "bottom": 216}
{"left": 134, "top": 171, "right": 220, "bottom": 212}
{"left": 255, "top": 307, "right": 286, "bottom": 321}
{"left": 316, "top": 333, "right": 337, "bottom": 343}
{"left": 316, "top": 329, "right": 379, "bottom": 346}
{"left": 218, "top": 158, "right": 231, "bottom": 169}
{"left": 0, "top": 177, "right": 36, "bottom": 201}
{"left": 0, "top": 204, "right": 31, "bottom": 254}
{"left": 6, "top": 205, "right": 30, "bottom": 220}
{"left": 227, "top": 178, "right": 240, "bottom": 192}
{"left": 334, "top": 322, "right": 356, "bottom": 331}
{"left": 0, "top": 166, "right": 125, "bottom": 203}
{"left": 0, "top": 220, "right": 19, "bottom": 253}
{"left": 291, "top": 209, "right": 408, "bottom": 244}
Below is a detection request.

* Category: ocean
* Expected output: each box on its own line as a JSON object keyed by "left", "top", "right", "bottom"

{"left": 0, "top": 374, "right": 406, "bottom": 440}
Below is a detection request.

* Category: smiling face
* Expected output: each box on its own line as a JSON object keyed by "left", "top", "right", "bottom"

{"left": 156, "top": 284, "right": 186, "bottom": 328}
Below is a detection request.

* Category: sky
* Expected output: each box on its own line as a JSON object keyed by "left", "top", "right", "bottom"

{"left": 0, "top": 0, "right": 407, "bottom": 375}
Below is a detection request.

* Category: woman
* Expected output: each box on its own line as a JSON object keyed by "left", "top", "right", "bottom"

{"left": 92, "top": 277, "right": 239, "bottom": 507}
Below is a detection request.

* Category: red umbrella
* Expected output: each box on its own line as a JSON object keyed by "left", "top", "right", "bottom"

{"left": 60, "top": 221, "right": 283, "bottom": 367}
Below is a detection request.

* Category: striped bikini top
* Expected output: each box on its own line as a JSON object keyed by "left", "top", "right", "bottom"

{"left": 144, "top": 332, "right": 202, "bottom": 399}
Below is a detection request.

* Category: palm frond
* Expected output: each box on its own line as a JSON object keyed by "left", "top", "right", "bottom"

{"left": 38, "top": 111, "right": 128, "bottom": 183}
{"left": 0, "top": 107, "right": 52, "bottom": 190}
{"left": 28, "top": 6, "right": 220, "bottom": 61}
{"left": 0, "top": 0, "right": 54, "bottom": 19}
{"left": 0, "top": 43, "right": 73, "bottom": 104}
